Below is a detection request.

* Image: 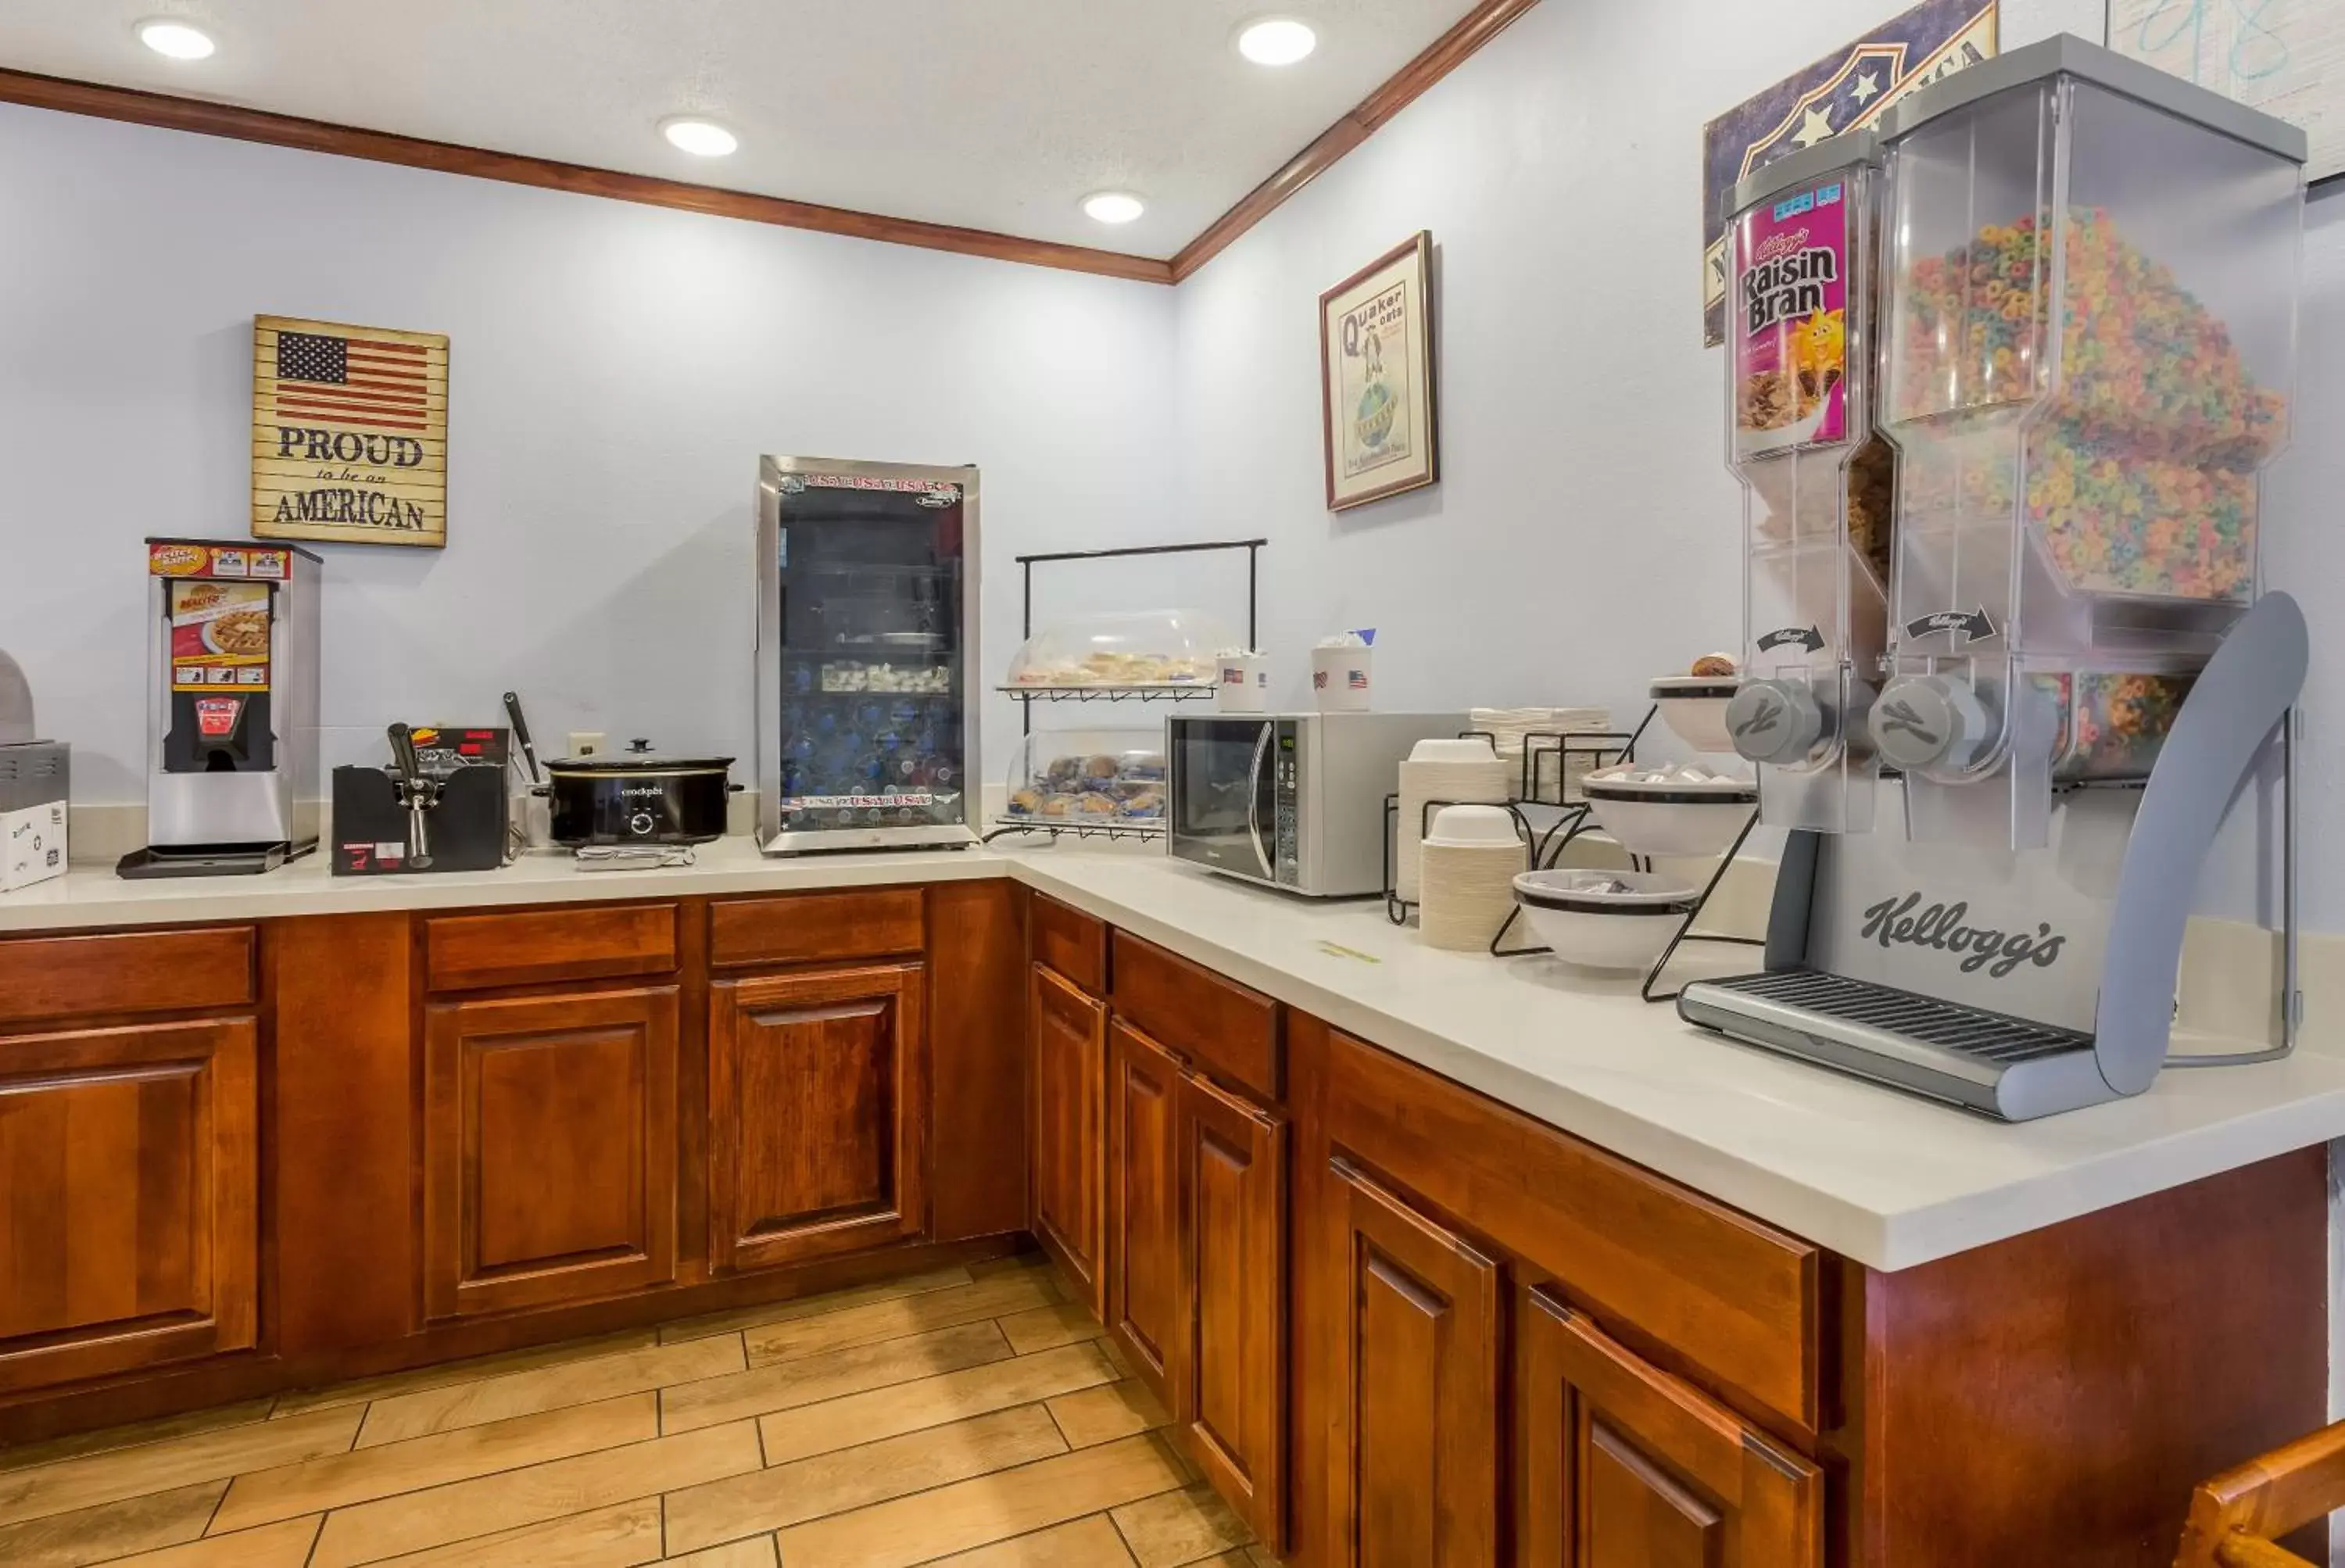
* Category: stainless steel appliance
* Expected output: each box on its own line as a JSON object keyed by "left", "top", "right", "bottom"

{"left": 1167, "top": 712, "right": 1466, "bottom": 896}
{"left": 755, "top": 456, "right": 980, "bottom": 854}
{"left": 118, "top": 540, "right": 321, "bottom": 878}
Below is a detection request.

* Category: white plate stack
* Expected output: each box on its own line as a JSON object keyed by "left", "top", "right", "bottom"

{"left": 1420, "top": 805, "right": 1524, "bottom": 951}
{"left": 1396, "top": 738, "right": 1510, "bottom": 903}
{"left": 1470, "top": 707, "right": 1613, "bottom": 801}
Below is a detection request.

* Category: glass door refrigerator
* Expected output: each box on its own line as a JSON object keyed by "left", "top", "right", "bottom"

{"left": 755, "top": 455, "right": 980, "bottom": 854}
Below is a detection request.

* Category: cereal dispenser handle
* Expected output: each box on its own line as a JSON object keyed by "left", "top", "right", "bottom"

{"left": 2094, "top": 592, "right": 2307, "bottom": 1094}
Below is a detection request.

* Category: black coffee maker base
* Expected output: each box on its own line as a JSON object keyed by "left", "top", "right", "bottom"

{"left": 116, "top": 839, "right": 314, "bottom": 879}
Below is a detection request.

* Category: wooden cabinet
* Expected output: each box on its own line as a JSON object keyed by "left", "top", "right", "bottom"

{"left": 424, "top": 985, "right": 679, "bottom": 1318}
{"left": 1107, "top": 1019, "right": 1184, "bottom": 1398}
{"left": 707, "top": 962, "right": 928, "bottom": 1273}
{"left": 1516, "top": 1289, "right": 1822, "bottom": 1566}
{"left": 1177, "top": 1069, "right": 1286, "bottom": 1546}
{"left": 1327, "top": 1158, "right": 1502, "bottom": 1568}
{"left": 0, "top": 1017, "right": 258, "bottom": 1393}
{"left": 1031, "top": 963, "right": 1107, "bottom": 1311}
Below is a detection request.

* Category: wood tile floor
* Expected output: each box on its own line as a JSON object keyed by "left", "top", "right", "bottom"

{"left": 0, "top": 1255, "right": 1286, "bottom": 1568}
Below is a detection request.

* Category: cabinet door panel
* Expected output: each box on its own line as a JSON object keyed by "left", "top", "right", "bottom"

{"left": 708, "top": 963, "right": 926, "bottom": 1272}
{"left": 1517, "top": 1288, "right": 1821, "bottom": 1568}
{"left": 1107, "top": 1019, "right": 1184, "bottom": 1398}
{"left": 424, "top": 986, "right": 678, "bottom": 1318}
{"left": 1030, "top": 964, "right": 1106, "bottom": 1310}
{"left": 1330, "top": 1159, "right": 1501, "bottom": 1568}
{"left": 1180, "top": 1071, "right": 1286, "bottom": 1548}
{"left": 0, "top": 1018, "right": 257, "bottom": 1392}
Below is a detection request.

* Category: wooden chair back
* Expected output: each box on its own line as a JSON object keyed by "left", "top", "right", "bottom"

{"left": 2175, "top": 1419, "right": 2345, "bottom": 1567}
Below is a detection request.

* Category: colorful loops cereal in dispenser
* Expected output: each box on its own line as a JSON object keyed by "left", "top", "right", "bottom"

{"left": 1722, "top": 134, "right": 1889, "bottom": 836}
{"left": 1872, "top": 36, "right": 2302, "bottom": 848}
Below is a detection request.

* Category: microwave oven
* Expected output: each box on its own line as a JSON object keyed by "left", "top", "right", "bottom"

{"left": 1165, "top": 712, "right": 1467, "bottom": 896}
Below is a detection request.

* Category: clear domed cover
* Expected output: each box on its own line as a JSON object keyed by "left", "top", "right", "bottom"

{"left": 1005, "top": 610, "right": 1236, "bottom": 689}
{"left": 1001, "top": 727, "right": 1167, "bottom": 829}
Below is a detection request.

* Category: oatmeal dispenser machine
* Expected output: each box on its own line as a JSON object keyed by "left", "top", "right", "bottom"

{"left": 1681, "top": 36, "right": 2308, "bottom": 1121}
{"left": 117, "top": 539, "right": 323, "bottom": 879}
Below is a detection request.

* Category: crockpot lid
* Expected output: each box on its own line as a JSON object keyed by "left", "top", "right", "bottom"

{"left": 545, "top": 752, "right": 735, "bottom": 772}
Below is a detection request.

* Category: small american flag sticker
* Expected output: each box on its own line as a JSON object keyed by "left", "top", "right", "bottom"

{"left": 253, "top": 315, "right": 448, "bottom": 549}
{"left": 1348, "top": 670, "right": 1369, "bottom": 689}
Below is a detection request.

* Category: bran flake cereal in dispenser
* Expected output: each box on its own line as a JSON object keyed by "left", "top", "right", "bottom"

{"left": 1724, "top": 135, "right": 1892, "bottom": 836}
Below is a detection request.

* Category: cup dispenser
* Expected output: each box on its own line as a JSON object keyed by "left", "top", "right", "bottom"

{"left": 1720, "top": 133, "right": 1890, "bottom": 835}
{"left": 1679, "top": 37, "right": 2307, "bottom": 1120}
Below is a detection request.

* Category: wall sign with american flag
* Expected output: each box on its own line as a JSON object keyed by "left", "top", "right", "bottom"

{"left": 252, "top": 314, "right": 448, "bottom": 548}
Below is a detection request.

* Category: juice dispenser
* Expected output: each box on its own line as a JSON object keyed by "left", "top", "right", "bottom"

{"left": 1720, "top": 133, "right": 1891, "bottom": 834}
{"left": 1677, "top": 38, "right": 2307, "bottom": 1121}
{"left": 117, "top": 539, "right": 322, "bottom": 877}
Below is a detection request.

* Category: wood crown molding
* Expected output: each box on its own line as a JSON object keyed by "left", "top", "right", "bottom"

{"left": 1171, "top": 0, "right": 1544, "bottom": 281}
{"left": 0, "top": 0, "right": 1543, "bottom": 288}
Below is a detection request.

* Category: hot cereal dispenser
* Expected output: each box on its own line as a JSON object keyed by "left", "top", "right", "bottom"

{"left": 117, "top": 539, "right": 323, "bottom": 878}
{"left": 1681, "top": 37, "right": 2308, "bottom": 1120}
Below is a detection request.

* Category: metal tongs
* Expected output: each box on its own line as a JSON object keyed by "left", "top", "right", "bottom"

{"left": 386, "top": 722, "right": 442, "bottom": 871}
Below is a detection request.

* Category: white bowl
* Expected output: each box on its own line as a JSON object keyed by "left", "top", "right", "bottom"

{"left": 1410, "top": 736, "right": 1498, "bottom": 764}
{"left": 1424, "top": 804, "right": 1521, "bottom": 848}
{"left": 1512, "top": 868, "right": 1698, "bottom": 971}
{"left": 1583, "top": 775, "right": 1756, "bottom": 857}
{"left": 1649, "top": 676, "right": 1740, "bottom": 754}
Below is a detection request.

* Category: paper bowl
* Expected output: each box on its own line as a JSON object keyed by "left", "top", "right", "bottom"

{"left": 1649, "top": 676, "right": 1741, "bottom": 754}
{"left": 1512, "top": 868, "right": 1698, "bottom": 972}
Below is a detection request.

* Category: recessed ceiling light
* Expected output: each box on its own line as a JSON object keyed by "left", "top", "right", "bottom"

{"left": 661, "top": 117, "right": 739, "bottom": 157}
{"left": 137, "top": 19, "right": 216, "bottom": 60}
{"left": 1235, "top": 16, "right": 1316, "bottom": 66}
{"left": 1082, "top": 192, "right": 1146, "bottom": 225}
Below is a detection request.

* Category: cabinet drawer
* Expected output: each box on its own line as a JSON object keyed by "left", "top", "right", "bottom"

{"left": 425, "top": 903, "right": 678, "bottom": 993}
{"left": 1321, "top": 1026, "right": 1823, "bottom": 1438}
{"left": 1032, "top": 895, "right": 1106, "bottom": 994}
{"left": 1111, "top": 933, "right": 1280, "bottom": 1102}
{"left": 710, "top": 888, "right": 924, "bottom": 968}
{"left": 0, "top": 925, "right": 255, "bottom": 1026}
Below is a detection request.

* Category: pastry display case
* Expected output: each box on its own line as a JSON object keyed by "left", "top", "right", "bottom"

{"left": 999, "top": 728, "right": 1166, "bottom": 835}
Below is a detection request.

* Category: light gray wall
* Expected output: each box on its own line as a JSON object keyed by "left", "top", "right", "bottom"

{"left": 0, "top": 105, "right": 1180, "bottom": 802}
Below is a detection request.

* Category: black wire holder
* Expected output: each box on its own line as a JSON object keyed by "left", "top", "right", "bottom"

{"left": 1382, "top": 705, "right": 1766, "bottom": 1004}
{"left": 988, "top": 537, "right": 1265, "bottom": 845}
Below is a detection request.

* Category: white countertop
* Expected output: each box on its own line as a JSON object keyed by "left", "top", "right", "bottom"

{"left": 9, "top": 837, "right": 2344, "bottom": 1273}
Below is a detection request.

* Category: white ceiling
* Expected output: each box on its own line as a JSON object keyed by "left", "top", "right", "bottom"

{"left": 0, "top": 0, "right": 1485, "bottom": 258}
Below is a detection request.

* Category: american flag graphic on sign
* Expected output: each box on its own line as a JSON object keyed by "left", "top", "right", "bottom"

{"left": 273, "top": 328, "right": 432, "bottom": 431}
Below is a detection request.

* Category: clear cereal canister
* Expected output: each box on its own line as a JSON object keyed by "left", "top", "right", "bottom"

{"left": 1723, "top": 132, "right": 1891, "bottom": 836}
{"left": 1870, "top": 34, "right": 2303, "bottom": 847}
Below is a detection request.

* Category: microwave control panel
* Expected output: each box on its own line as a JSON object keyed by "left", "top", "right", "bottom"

{"left": 1273, "top": 725, "right": 1300, "bottom": 886}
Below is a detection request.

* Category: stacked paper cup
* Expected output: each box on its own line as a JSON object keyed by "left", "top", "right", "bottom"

{"left": 1419, "top": 805, "right": 1525, "bottom": 951}
{"left": 1396, "top": 738, "right": 1511, "bottom": 904}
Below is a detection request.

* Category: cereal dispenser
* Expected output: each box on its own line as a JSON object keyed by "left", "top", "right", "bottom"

{"left": 1869, "top": 36, "right": 2301, "bottom": 850}
{"left": 1721, "top": 132, "right": 1891, "bottom": 834}
{"left": 1678, "top": 37, "right": 2308, "bottom": 1121}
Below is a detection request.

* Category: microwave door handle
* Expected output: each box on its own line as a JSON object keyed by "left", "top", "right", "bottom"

{"left": 1245, "top": 724, "right": 1274, "bottom": 881}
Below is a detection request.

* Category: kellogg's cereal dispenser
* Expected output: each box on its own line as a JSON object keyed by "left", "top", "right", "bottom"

{"left": 117, "top": 540, "right": 323, "bottom": 879}
{"left": 1722, "top": 131, "right": 1892, "bottom": 835}
{"left": 1871, "top": 35, "right": 2302, "bottom": 850}
{"left": 1678, "top": 37, "right": 2308, "bottom": 1121}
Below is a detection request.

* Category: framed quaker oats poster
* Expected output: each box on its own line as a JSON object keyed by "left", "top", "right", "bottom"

{"left": 252, "top": 315, "right": 448, "bottom": 547}
{"left": 1319, "top": 231, "right": 1437, "bottom": 511}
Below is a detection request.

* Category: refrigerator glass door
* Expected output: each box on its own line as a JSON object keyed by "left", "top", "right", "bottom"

{"left": 771, "top": 473, "right": 971, "bottom": 842}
